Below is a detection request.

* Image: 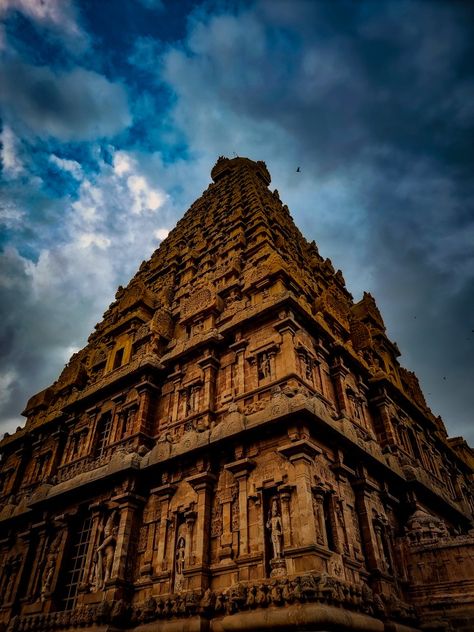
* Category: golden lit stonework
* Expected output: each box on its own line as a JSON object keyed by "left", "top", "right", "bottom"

{"left": 0, "top": 157, "right": 473, "bottom": 632}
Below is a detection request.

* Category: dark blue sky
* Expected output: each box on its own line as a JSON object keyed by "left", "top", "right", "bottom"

{"left": 0, "top": 0, "right": 473, "bottom": 443}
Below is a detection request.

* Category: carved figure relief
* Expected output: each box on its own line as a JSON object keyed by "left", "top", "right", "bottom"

{"left": 174, "top": 523, "right": 187, "bottom": 592}
{"left": 258, "top": 351, "right": 272, "bottom": 381}
{"left": 211, "top": 494, "right": 223, "bottom": 538}
{"left": 40, "top": 531, "right": 62, "bottom": 601}
{"left": 92, "top": 510, "right": 118, "bottom": 591}
{"left": 267, "top": 497, "right": 283, "bottom": 559}
{"left": 0, "top": 552, "right": 22, "bottom": 604}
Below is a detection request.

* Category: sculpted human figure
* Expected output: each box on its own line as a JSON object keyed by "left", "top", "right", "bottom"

{"left": 266, "top": 498, "right": 283, "bottom": 559}
{"left": 259, "top": 352, "right": 271, "bottom": 379}
{"left": 175, "top": 536, "right": 186, "bottom": 576}
{"left": 94, "top": 510, "right": 118, "bottom": 590}
{"left": 41, "top": 532, "right": 62, "bottom": 601}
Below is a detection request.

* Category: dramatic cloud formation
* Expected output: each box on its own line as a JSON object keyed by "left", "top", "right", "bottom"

{"left": 0, "top": 147, "right": 176, "bottom": 430}
{"left": 0, "top": 0, "right": 473, "bottom": 443}
{"left": 0, "top": 61, "right": 131, "bottom": 141}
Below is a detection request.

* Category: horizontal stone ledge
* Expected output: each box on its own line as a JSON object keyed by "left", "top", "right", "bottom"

{"left": 211, "top": 602, "right": 387, "bottom": 632}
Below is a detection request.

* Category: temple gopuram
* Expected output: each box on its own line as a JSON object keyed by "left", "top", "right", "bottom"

{"left": 0, "top": 156, "right": 473, "bottom": 632}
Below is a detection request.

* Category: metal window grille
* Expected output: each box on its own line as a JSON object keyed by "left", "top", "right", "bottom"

{"left": 59, "top": 515, "right": 93, "bottom": 611}
{"left": 96, "top": 413, "right": 112, "bottom": 457}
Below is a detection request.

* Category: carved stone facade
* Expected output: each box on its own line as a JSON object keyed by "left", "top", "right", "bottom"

{"left": 0, "top": 156, "right": 473, "bottom": 632}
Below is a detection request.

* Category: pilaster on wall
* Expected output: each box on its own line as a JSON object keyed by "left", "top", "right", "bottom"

{"left": 151, "top": 483, "right": 176, "bottom": 577}
{"left": 369, "top": 388, "right": 397, "bottom": 447}
{"left": 229, "top": 338, "right": 248, "bottom": 397}
{"left": 352, "top": 471, "right": 395, "bottom": 596}
{"left": 197, "top": 354, "right": 220, "bottom": 413}
{"left": 278, "top": 440, "right": 321, "bottom": 554}
{"left": 135, "top": 380, "right": 160, "bottom": 437}
{"left": 274, "top": 314, "right": 300, "bottom": 378}
{"left": 108, "top": 492, "right": 145, "bottom": 593}
{"left": 329, "top": 355, "right": 350, "bottom": 417}
{"left": 225, "top": 458, "right": 256, "bottom": 558}
{"left": 139, "top": 494, "right": 160, "bottom": 578}
{"left": 185, "top": 471, "right": 216, "bottom": 590}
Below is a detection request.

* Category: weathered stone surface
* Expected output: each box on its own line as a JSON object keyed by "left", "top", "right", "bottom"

{"left": 0, "top": 156, "right": 473, "bottom": 632}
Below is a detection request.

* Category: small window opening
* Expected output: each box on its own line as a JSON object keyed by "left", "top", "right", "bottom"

{"left": 113, "top": 348, "right": 125, "bottom": 370}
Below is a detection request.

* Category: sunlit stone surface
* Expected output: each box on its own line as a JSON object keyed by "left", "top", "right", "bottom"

{"left": 1, "top": 157, "right": 473, "bottom": 632}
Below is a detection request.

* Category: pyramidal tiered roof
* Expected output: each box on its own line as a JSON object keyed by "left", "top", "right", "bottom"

{"left": 1, "top": 157, "right": 473, "bottom": 632}
{"left": 17, "top": 156, "right": 444, "bottom": 437}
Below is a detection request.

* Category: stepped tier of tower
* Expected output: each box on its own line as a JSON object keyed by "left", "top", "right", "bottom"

{"left": 0, "top": 156, "right": 473, "bottom": 632}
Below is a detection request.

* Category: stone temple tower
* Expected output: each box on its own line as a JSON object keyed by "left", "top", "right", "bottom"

{"left": 0, "top": 156, "right": 473, "bottom": 632}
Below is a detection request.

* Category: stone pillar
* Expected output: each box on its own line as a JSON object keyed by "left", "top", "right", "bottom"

{"left": 82, "top": 503, "right": 105, "bottom": 591}
{"left": 198, "top": 354, "right": 220, "bottom": 412}
{"left": 21, "top": 521, "right": 46, "bottom": 603}
{"left": 373, "top": 522, "right": 385, "bottom": 568}
{"left": 186, "top": 471, "right": 216, "bottom": 569}
{"left": 313, "top": 339, "right": 330, "bottom": 398}
{"left": 84, "top": 406, "right": 100, "bottom": 454}
{"left": 136, "top": 380, "right": 159, "bottom": 435}
{"left": 40, "top": 513, "right": 71, "bottom": 613}
{"left": 169, "top": 370, "right": 183, "bottom": 423}
{"left": 217, "top": 487, "right": 234, "bottom": 560}
{"left": 352, "top": 474, "right": 385, "bottom": 586}
{"left": 229, "top": 339, "right": 248, "bottom": 396}
{"left": 225, "top": 459, "right": 255, "bottom": 557}
{"left": 109, "top": 492, "right": 145, "bottom": 589}
{"left": 10, "top": 528, "right": 34, "bottom": 608}
{"left": 10, "top": 441, "right": 30, "bottom": 496}
{"left": 337, "top": 498, "right": 351, "bottom": 557}
{"left": 278, "top": 484, "right": 295, "bottom": 549}
{"left": 139, "top": 494, "right": 160, "bottom": 577}
{"left": 184, "top": 510, "right": 196, "bottom": 567}
{"left": 110, "top": 395, "right": 125, "bottom": 444}
{"left": 329, "top": 355, "right": 350, "bottom": 416}
{"left": 152, "top": 483, "right": 176, "bottom": 574}
{"left": 50, "top": 426, "right": 68, "bottom": 476}
{"left": 274, "top": 315, "right": 299, "bottom": 378}
{"left": 278, "top": 440, "right": 321, "bottom": 549}
{"left": 331, "top": 455, "right": 358, "bottom": 557}
{"left": 369, "top": 388, "right": 397, "bottom": 447}
{"left": 312, "top": 486, "right": 327, "bottom": 547}
{"left": 2, "top": 549, "right": 24, "bottom": 606}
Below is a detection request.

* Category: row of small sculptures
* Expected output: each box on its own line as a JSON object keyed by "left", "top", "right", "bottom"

{"left": 5, "top": 572, "right": 417, "bottom": 631}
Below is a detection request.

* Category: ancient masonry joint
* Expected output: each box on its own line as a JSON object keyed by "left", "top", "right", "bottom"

{"left": 1, "top": 156, "right": 473, "bottom": 632}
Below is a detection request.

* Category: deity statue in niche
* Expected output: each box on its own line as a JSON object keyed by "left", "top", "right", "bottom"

{"left": 259, "top": 352, "right": 272, "bottom": 380}
{"left": 266, "top": 497, "right": 283, "bottom": 559}
{"left": 40, "top": 531, "right": 62, "bottom": 601}
{"left": 92, "top": 510, "right": 118, "bottom": 591}
{"left": 174, "top": 527, "right": 186, "bottom": 591}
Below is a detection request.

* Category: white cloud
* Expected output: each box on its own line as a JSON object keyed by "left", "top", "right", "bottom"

{"left": 154, "top": 228, "right": 169, "bottom": 241}
{"left": 49, "top": 154, "right": 83, "bottom": 180}
{"left": 127, "top": 174, "right": 167, "bottom": 214}
{"left": 1, "top": 125, "right": 23, "bottom": 177}
{"left": 0, "top": 200, "right": 24, "bottom": 230}
{"left": 77, "top": 232, "right": 111, "bottom": 249}
{"left": 113, "top": 152, "right": 133, "bottom": 176}
{"left": 0, "top": 0, "right": 88, "bottom": 52}
{"left": 113, "top": 151, "right": 168, "bottom": 214}
{"left": 0, "top": 146, "right": 179, "bottom": 434}
{"left": 0, "top": 62, "right": 131, "bottom": 141}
